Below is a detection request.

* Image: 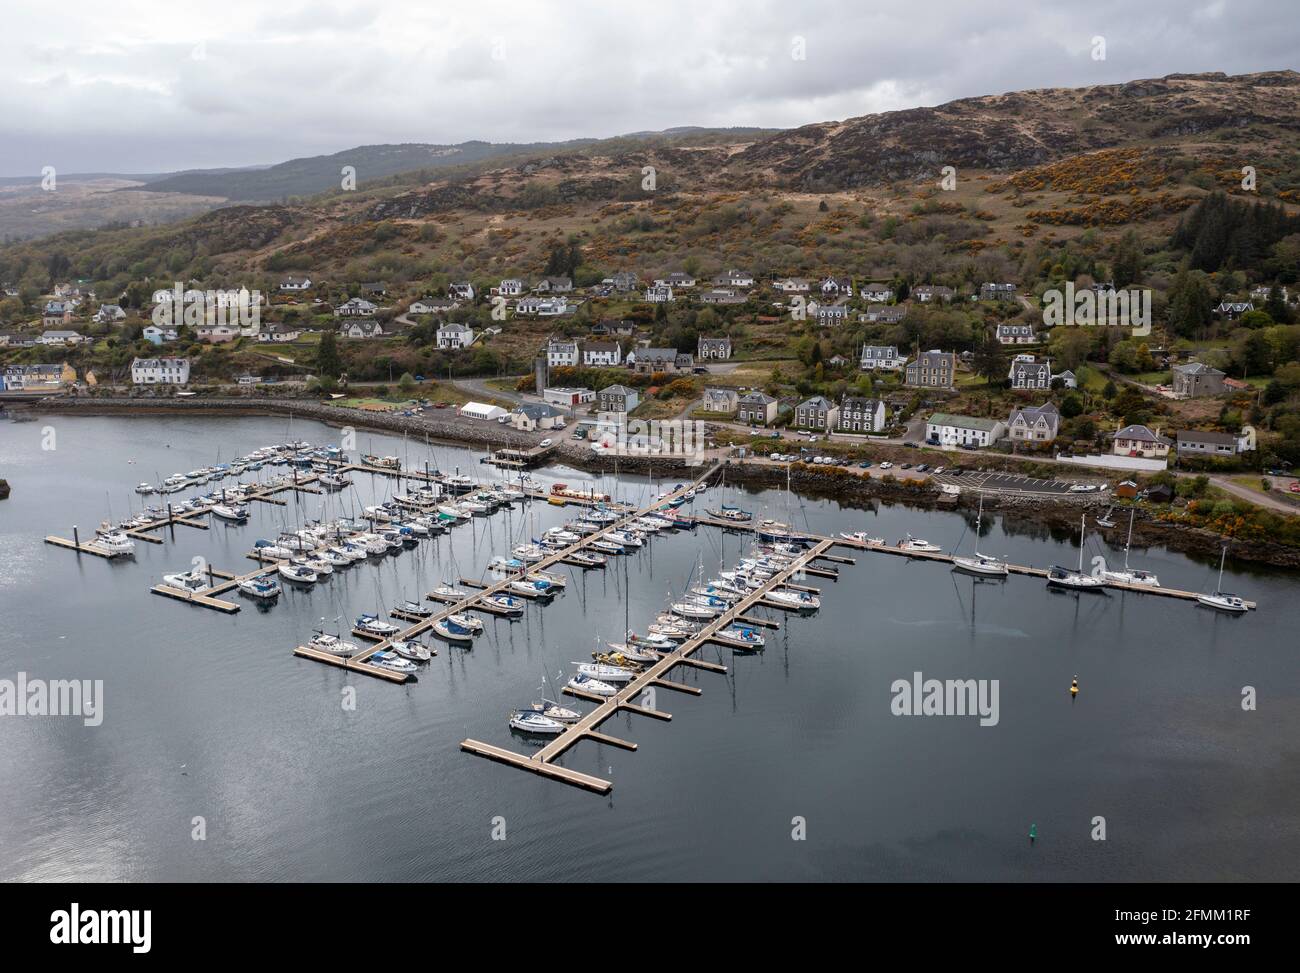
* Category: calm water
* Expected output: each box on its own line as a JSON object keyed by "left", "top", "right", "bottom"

{"left": 0, "top": 414, "right": 1296, "bottom": 882}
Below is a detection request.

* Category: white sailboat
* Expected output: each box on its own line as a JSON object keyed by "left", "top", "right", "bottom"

{"left": 1102, "top": 509, "right": 1160, "bottom": 587}
{"left": 952, "top": 495, "right": 1008, "bottom": 577}
{"left": 1046, "top": 514, "right": 1107, "bottom": 591}
{"left": 1197, "top": 547, "right": 1249, "bottom": 613}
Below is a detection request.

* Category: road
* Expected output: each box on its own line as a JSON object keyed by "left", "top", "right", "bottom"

{"left": 1194, "top": 473, "right": 1300, "bottom": 514}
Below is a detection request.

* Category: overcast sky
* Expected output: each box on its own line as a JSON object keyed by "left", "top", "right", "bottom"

{"left": 1, "top": 0, "right": 1296, "bottom": 176}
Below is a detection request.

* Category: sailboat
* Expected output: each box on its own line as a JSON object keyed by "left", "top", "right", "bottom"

{"left": 952, "top": 495, "right": 1008, "bottom": 577}
{"left": 1096, "top": 505, "right": 1117, "bottom": 529}
{"left": 1102, "top": 509, "right": 1160, "bottom": 587}
{"left": 1197, "top": 547, "right": 1249, "bottom": 613}
{"left": 1046, "top": 514, "right": 1106, "bottom": 591}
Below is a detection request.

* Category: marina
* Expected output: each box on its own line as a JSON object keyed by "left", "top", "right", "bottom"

{"left": 3, "top": 413, "right": 1296, "bottom": 882}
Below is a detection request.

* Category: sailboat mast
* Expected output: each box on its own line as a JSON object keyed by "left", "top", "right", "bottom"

{"left": 1124, "top": 508, "right": 1134, "bottom": 570}
{"left": 1078, "top": 514, "right": 1085, "bottom": 574}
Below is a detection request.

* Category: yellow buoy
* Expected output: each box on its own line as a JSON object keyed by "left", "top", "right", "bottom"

{"left": 1070, "top": 676, "right": 1079, "bottom": 697}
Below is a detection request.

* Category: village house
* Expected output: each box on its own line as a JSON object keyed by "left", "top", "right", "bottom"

{"left": 736, "top": 390, "right": 778, "bottom": 426}
{"left": 408, "top": 297, "right": 458, "bottom": 315}
{"left": 859, "top": 305, "right": 907, "bottom": 325}
{"left": 860, "top": 344, "right": 906, "bottom": 371}
{"left": 596, "top": 384, "right": 640, "bottom": 414}
{"left": 2, "top": 363, "right": 75, "bottom": 391}
{"left": 713, "top": 269, "right": 754, "bottom": 288}
{"left": 0, "top": 332, "right": 35, "bottom": 348}
{"left": 141, "top": 325, "right": 178, "bottom": 345}
{"left": 1214, "top": 301, "right": 1253, "bottom": 319}
{"left": 697, "top": 336, "right": 732, "bottom": 360}
{"left": 995, "top": 323, "right": 1036, "bottom": 344}
{"left": 773, "top": 277, "right": 811, "bottom": 294}
{"left": 42, "top": 301, "right": 74, "bottom": 327}
{"left": 606, "top": 271, "right": 639, "bottom": 292}
{"left": 436, "top": 322, "right": 475, "bottom": 349}
{"left": 859, "top": 282, "right": 894, "bottom": 303}
{"left": 1175, "top": 429, "right": 1245, "bottom": 459}
{"left": 905, "top": 350, "right": 956, "bottom": 389}
{"left": 582, "top": 340, "right": 622, "bottom": 367}
{"left": 656, "top": 272, "right": 696, "bottom": 289}
{"left": 820, "top": 276, "right": 852, "bottom": 298}
{"left": 794, "top": 395, "right": 839, "bottom": 430}
{"left": 1250, "top": 284, "right": 1288, "bottom": 303}
{"left": 1172, "top": 361, "right": 1227, "bottom": 398}
{"left": 590, "top": 319, "right": 635, "bottom": 337}
{"left": 130, "top": 356, "right": 190, "bottom": 385}
{"left": 516, "top": 295, "right": 568, "bottom": 317}
{"left": 837, "top": 396, "right": 886, "bottom": 434}
{"left": 496, "top": 278, "right": 525, "bottom": 297}
{"left": 627, "top": 347, "right": 692, "bottom": 374}
{"left": 510, "top": 402, "right": 566, "bottom": 432}
{"left": 94, "top": 304, "right": 127, "bottom": 324}
{"left": 535, "top": 276, "right": 573, "bottom": 294}
{"left": 278, "top": 275, "right": 312, "bottom": 292}
{"left": 196, "top": 322, "right": 238, "bottom": 342}
{"left": 258, "top": 323, "right": 301, "bottom": 343}
{"left": 979, "top": 282, "right": 1018, "bottom": 301}
{"left": 334, "top": 297, "right": 377, "bottom": 318}
{"left": 337, "top": 320, "right": 384, "bottom": 339}
{"left": 812, "top": 301, "right": 852, "bottom": 326}
{"left": 1055, "top": 369, "right": 1077, "bottom": 389}
{"left": 927, "top": 413, "right": 1006, "bottom": 448}
{"left": 698, "top": 288, "right": 747, "bottom": 305}
{"left": 644, "top": 283, "right": 674, "bottom": 303}
{"left": 38, "top": 329, "right": 85, "bottom": 345}
{"left": 448, "top": 282, "right": 476, "bottom": 301}
{"left": 1112, "top": 424, "right": 1172, "bottom": 460}
{"left": 546, "top": 335, "right": 579, "bottom": 367}
{"left": 912, "top": 285, "right": 955, "bottom": 303}
{"left": 361, "top": 281, "right": 387, "bottom": 297}
{"left": 1007, "top": 402, "right": 1060, "bottom": 444}
{"left": 701, "top": 387, "right": 739, "bottom": 414}
{"left": 1008, "top": 355, "right": 1052, "bottom": 390}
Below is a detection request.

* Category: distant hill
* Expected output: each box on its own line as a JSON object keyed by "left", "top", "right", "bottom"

{"left": 137, "top": 141, "right": 594, "bottom": 200}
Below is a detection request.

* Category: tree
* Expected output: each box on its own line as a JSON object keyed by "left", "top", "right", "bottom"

{"left": 398, "top": 372, "right": 416, "bottom": 394}
{"left": 1111, "top": 230, "right": 1144, "bottom": 287}
{"left": 317, "top": 330, "right": 342, "bottom": 378}
{"left": 972, "top": 334, "right": 1005, "bottom": 386}
{"left": 1060, "top": 393, "right": 1084, "bottom": 418}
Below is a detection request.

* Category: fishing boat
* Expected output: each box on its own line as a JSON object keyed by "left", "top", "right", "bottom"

{"left": 509, "top": 710, "right": 566, "bottom": 735}
{"left": 708, "top": 504, "right": 752, "bottom": 523}
{"left": 362, "top": 454, "right": 401, "bottom": 470}
{"left": 368, "top": 651, "right": 418, "bottom": 675}
{"left": 898, "top": 535, "right": 943, "bottom": 553}
{"left": 309, "top": 632, "right": 357, "bottom": 656}
{"left": 91, "top": 530, "right": 136, "bottom": 558}
{"left": 1046, "top": 515, "right": 1107, "bottom": 592}
{"left": 278, "top": 563, "right": 317, "bottom": 585}
{"left": 1197, "top": 548, "right": 1249, "bottom": 613}
{"left": 839, "top": 531, "right": 884, "bottom": 545}
{"left": 442, "top": 473, "right": 476, "bottom": 494}
{"left": 713, "top": 625, "right": 766, "bottom": 650}
{"left": 952, "top": 496, "right": 1009, "bottom": 578}
{"left": 238, "top": 574, "right": 282, "bottom": 600}
{"left": 432, "top": 616, "right": 476, "bottom": 643}
{"left": 567, "top": 673, "right": 618, "bottom": 696}
{"left": 355, "top": 613, "right": 400, "bottom": 637}
{"left": 392, "top": 639, "right": 433, "bottom": 662}
{"left": 161, "top": 568, "right": 206, "bottom": 592}
{"left": 1102, "top": 509, "right": 1160, "bottom": 587}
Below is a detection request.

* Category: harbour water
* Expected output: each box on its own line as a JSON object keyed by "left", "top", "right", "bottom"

{"left": 1, "top": 414, "right": 1296, "bottom": 881}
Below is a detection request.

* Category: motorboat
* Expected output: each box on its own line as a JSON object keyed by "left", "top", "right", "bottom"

{"left": 294, "top": 555, "right": 333, "bottom": 576}
{"left": 238, "top": 574, "right": 281, "bottom": 599}
{"left": 161, "top": 569, "right": 206, "bottom": 593}
{"left": 355, "top": 614, "right": 400, "bottom": 637}
{"left": 134, "top": 482, "right": 156, "bottom": 495}
{"left": 92, "top": 530, "right": 136, "bottom": 558}
{"left": 368, "top": 651, "right": 418, "bottom": 675}
{"left": 309, "top": 632, "right": 357, "bottom": 656}
{"left": 708, "top": 504, "right": 752, "bottom": 523}
{"left": 509, "top": 710, "right": 567, "bottom": 735}
{"left": 278, "top": 563, "right": 317, "bottom": 585}
{"left": 1197, "top": 548, "right": 1249, "bottom": 613}
{"left": 839, "top": 531, "right": 884, "bottom": 545}
{"left": 898, "top": 535, "right": 942, "bottom": 553}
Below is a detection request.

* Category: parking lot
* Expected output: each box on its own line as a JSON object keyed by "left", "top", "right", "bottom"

{"left": 929, "top": 470, "right": 1104, "bottom": 496}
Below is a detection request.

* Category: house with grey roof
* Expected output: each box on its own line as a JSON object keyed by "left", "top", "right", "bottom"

{"left": 1008, "top": 402, "right": 1060, "bottom": 444}
{"left": 596, "top": 384, "right": 640, "bottom": 414}
{"left": 794, "top": 395, "right": 838, "bottom": 430}
{"left": 736, "top": 391, "right": 778, "bottom": 426}
{"left": 860, "top": 344, "right": 905, "bottom": 371}
{"left": 510, "top": 402, "right": 566, "bottom": 432}
{"left": 905, "top": 350, "right": 956, "bottom": 388}
{"left": 697, "top": 336, "right": 732, "bottom": 360}
{"left": 838, "top": 396, "right": 886, "bottom": 434}
{"left": 702, "top": 387, "right": 739, "bottom": 414}
{"left": 1008, "top": 355, "right": 1052, "bottom": 390}
{"left": 926, "top": 413, "right": 1006, "bottom": 448}
{"left": 1175, "top": 429, "right": 1243, "bottom": 458}
{"left": 1172, "top": 361, "right": 1226, "bottom": 398}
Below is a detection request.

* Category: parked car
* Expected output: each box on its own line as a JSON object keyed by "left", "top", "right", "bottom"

{"left": 903, "top": 441, "right": 919, "bottom": 449}
{"left": 933, "top": 466, "right": 945, "bottom": 475}
{"left": 1289, "top": 482, "right": 1300, "bottom": 494}
{"left": 901, "top": 462, "right": 912, "bottom": 470}
{"left": 879, "top": 461, "right": 894, "bottom": 470}
{"left": 916, "top": 463, "right": 929, "bottom": 472}
{"left": 539, "top": 438, "right": 553, "bottom": 448}
{"left": 858, "top": 461, "right": 872, "bottom": 469}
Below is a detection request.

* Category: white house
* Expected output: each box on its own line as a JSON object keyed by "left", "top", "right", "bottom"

{"left": 141, "top": 325, "right": 178, "bottom": 345}
{"left": 436, "top": 322, "right": 475, "bottom": 349}
{"left": 645, "top": 283, "right": 674, "bottom": 303}
{"left": 334, "top": 297, "right": 377, "bottom": 318}
{"left": 656, "top": 272, "right": 696, "bottom": 289}
{"left": 497, "top": 278, "right": 525, "bottom": 297}
{"left": 926, "top": 413, "right": 1006, "bottom": 448}
{"left": 517, "top": 296, "right": 568, "bottom": 317}
{"left": 582, "top": 340, "right": 622, "bottom": 366}
{"left": 860, "top": 345, "right": 906, "bottom": 371}
{"left": 773, "top": 277, "right": 810, "bottom": 294}
{"left": 714, "top": 270, "right": 754, "bottom": 287}
{"left": 278, "top": 275, "right": 312, "bottom": 292}
{"left": 409, "top": 297, "right": 458, "bottom": 315}
{"left": 995, "top": 323, "right": 1036, "bottom": 344}
{"left": 131, "top": 357, "right": 190, "bottom": 385}
{"left": 197, "top": 322, "right": 239, "bottom": 343}
{"left": 94, "top": 304, "right": 127, "bottom": 324}
{"left": 510, "top": 402, "right": 567, "bottom": 432}
{"left": 1008, "top": 355, "right": 1052, "bottom": 390}
{"left": 859, "top": 283, "right": 893, "bottom": 302}
{"left": 837, "top": 396, "right": 886, "bottom": 434}
{"left": 337, "top": 320, "right": 384, "bottom": 338}
{"left": 448, "top": 282, "right": 476, "bottom": 301}
{"left": 38, "top": 330, "right": 85, "bottom": 345}
{"left": 546, "top": 335, "right": 579, "bottom": 367}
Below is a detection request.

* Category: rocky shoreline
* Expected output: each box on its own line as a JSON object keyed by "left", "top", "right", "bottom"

{"left": 26, "top": 395, "right": 1300, "bottom": 570}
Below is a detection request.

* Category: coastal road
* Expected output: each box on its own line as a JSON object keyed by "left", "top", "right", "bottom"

{"left": 1191, "top": 472, "right": 1300, "bottom": 515}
